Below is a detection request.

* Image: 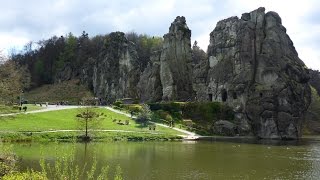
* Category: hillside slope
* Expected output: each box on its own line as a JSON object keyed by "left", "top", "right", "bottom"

{"left": 24, "top": 80, "right": 93, "bottom": 104}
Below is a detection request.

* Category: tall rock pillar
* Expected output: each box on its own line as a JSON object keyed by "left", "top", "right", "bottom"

{"left": 160, "top": 16, "right": 194, "bottom": 101}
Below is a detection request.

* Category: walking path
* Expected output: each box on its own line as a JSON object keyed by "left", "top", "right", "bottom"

{"left": 0, "top": 105, "right": 79, "bottom": 117}
{"left": 105, "top": 106, "right": 200, "bottom": 140}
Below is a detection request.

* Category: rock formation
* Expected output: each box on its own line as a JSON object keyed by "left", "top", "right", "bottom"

{"left": 54, "top": 8, "right": 312, "bottom": 139}
{"left": 137, "top": 51, "right": 163, "bottom": 102}
{"left": 92, "top": 32, "right": 141, "bottom": 102}
{"left": 159, "top": 16, "right": 194, "bottom": 101}
{"left": 197, "top": 7, "right": 311, "bottom": 139}
{"left": 138, "top": 16, "right": 194, "bottom": 102}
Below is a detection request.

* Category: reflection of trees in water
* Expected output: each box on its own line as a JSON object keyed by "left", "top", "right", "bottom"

{"left": 8, "top": 140, "right": 320, "bottom": 179}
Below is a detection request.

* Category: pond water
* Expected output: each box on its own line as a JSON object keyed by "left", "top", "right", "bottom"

{"left": 6, "top": 137, "right": 320, "bottom": 179}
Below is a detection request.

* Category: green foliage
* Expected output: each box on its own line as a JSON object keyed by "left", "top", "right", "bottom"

{"left": 0, "top": 145, "right": 16, "bottom": 177}
{"left": 149, "top": 102, "right": 182, "bottom": 114}
{"left": 2, "top": 143, "right": 123, "bottom": 180}
{"left": 113, "top": 100, "right": 123, "bottom": 108}
{"left": 0, "top": 61, "right": 30, "bottom": 104}
{"left": 0, "top": 108, "right": 185, "bottom": 142}
{"left": 122, "top": 104, "right": 143, "bottom": 114}
{"left": 3, "top": 171, "right": 47, "bottom": 180}
{"left": 0, "top": 131, "right": 183, "bottom": 143}
{"left": 56, "top": 33, "right": 77, "bottom": 71}
{"left": 114, "top": 165, "right": 123, "bottom": 180}
{"left": 149, "top": 102, "right": 234, "bottom": 122}
{"left": 136, "top": 104, "right": 152, "bottom": 125}
{"left": 76, "top": 107, "right": 105, "bottom": 140}
{"left": 149, "top": 102, "right": 235, "bottom": 135}
{"left": 11, "top": 29, "right": 165, "bottom": 91}
{"left": 35, "top": 59, "right": 45, "bottom": 78}
{"left": 183, "top": 102, "right": 234, "bottom": 121}
{"left": 192, "top": 41, "right": 207, "bottom": 64}
{"left": 126, "top": 32, "right": 163, "bottom": 70}
{"left": 0, "top": 104, "right": 43, "bottom": 114}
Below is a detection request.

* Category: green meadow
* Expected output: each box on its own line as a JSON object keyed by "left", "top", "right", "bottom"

{"left": 0, "top": 108, "right": 185, "bottom": 142}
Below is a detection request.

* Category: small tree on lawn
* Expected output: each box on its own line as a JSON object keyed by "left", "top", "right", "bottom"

{"left": 76, "top": 107, "right": 104, "bottom": 141}
{"left": 136, "top": 104, "right": 152, "bottom": 126}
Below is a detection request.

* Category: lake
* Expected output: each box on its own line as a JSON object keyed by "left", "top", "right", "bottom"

{"left": 5, "top": 137, "right": 320, "bottom": 179}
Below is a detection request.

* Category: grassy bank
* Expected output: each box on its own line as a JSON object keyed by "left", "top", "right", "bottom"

{"left": 0, "top": 131, "right": 182, "bottom": 142}
{"left": 0, "top": 108, "right": 184, "bottom": 142}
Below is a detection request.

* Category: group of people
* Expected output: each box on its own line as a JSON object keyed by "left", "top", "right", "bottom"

{"left": 19, "top": 106, "right": 27, "bottom": 112}
{"left": 35, "top": 102, "right": 48, "bottom": 107}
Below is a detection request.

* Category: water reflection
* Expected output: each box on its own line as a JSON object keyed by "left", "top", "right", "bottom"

{"left": 5, "top": 137, "right": 320, "bottom": 179}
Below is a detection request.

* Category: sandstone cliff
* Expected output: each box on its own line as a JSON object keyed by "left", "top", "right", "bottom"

{"left": 54, "top": 8, "right": 312, "bottom": 139}
{"left": 138, "top": 16, "right": 194, "bottom": 102}
{"left": 137, "top": 51, "right": 163, "bottom": 102}
{"left": 92, "top": 32, "right": 141, "bottom": 102}
{"left": 198, "top": 7, "right": 311, "bottom": 139}
{"left": 160, "top": 16, "right": 194, "bottom": 101}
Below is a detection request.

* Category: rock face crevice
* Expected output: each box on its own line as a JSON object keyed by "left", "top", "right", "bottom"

{"left": 198, "top": 7, "right": 311, "bottom": 139}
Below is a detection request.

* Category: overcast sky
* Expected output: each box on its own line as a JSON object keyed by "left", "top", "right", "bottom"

{"left": 0, "top": 0, "right": 319, "bottom": 70}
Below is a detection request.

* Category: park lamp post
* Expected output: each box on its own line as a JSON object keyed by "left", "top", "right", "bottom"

{"left": 19, "top": 90, "right": 23, "bottom": 106}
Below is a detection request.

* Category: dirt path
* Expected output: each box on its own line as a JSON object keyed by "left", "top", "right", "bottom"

{"left": 0, "top": 105, "right": 80, "bottom": 117}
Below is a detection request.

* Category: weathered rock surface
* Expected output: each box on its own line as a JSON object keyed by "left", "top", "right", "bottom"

{"left": 192, "top": 42, "right": 209, "bottom": 101}
{"left": 213, "top": 120, "right": 237, "bottom": 136}
{"left": 199, "top": 7, "right": 311, "bottom": 139}
{"left": 54, "top": 9, "right": 312, "bottom": 139}
{"left": 137, "top": 51, "right": 163, "bottom": 102}
{"left": 55, "top": 63, "right": 78, "bottom": 83}
{"left": 92, "top": 32, "right": 141, "bottom": 102}
{"left": 160, "top": 16, "right": 194, "bottom": 101}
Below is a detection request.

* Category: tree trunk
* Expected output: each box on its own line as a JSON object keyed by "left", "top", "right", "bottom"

{"left": 85, "top": 118, "right": 88, "bottom": 138}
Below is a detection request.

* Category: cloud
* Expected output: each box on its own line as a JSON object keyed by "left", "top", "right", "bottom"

{"left": 0, "top": 0, "right": 319, "bottom": 70}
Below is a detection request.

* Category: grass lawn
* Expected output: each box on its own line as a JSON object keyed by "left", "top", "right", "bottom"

{"left": 0, "top": 104, "right": 44, "bottom": 114}
{"left": 0, "top": 108, "right": 186, "bottom": 136}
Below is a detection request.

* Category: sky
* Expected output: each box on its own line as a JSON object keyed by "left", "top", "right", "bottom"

{"left": 0, "top": 0, "right": 319, "bottom": 70}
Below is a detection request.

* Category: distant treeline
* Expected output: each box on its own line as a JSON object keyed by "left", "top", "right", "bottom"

{"left": 11, "top": 31, "right": 163, "bottom": 88}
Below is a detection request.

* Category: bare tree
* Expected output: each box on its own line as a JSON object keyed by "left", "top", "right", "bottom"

{"left": 76, "top": 106, "right": 105, "bottom": 141}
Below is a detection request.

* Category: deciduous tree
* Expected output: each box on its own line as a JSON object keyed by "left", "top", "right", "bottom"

{"left": 76, "top": 106, "right": 105, "bottom": 141}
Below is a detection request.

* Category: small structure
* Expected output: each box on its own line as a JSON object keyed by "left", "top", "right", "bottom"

{"left": 121, "top": 98, "right": 135, "bottom": 104}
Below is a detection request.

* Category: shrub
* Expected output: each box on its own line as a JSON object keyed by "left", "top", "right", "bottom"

{"left": 180, "top": 102, "right": 234, "bottom": 121}
{"left": 136, "top": 104, "right": 152, "bottom": 125}
{"left": 113, "top": 100, "right": 123, "bottom": 108}
{"left": 3, "top": 171, "right": 47, "bottom": 180}
{"left": 122, "top": 104, "right": 143, "bottom": 114}
{"left": 0, "top": 146, "right": 16, "bottom": 177}
{"left": 147, "top": 102, "right": 235, "bottom": 135}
